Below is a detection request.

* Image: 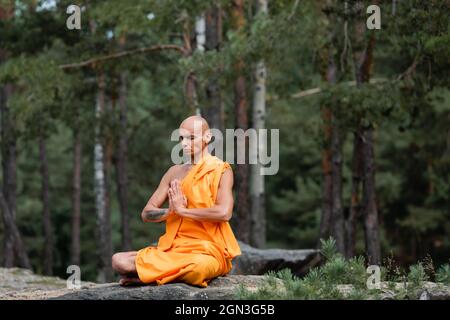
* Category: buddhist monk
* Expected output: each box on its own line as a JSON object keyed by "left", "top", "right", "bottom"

{"left": 111, "top": 115, "right": 241, "bottom": 287}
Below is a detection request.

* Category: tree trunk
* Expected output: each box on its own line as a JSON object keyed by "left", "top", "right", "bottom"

{"left": 230, "top": 0, "right": 251, "bottom": 244}
{"left": 1, "top": 82, "right": 30, "bottom": 268}
{"left": 318, "top": 0, "right": 345, "bottom": 255}
{"left": 250, "top": 0, "right": 268, "bottom": 249}
{"left": 362, "top": 127, "right": 380, "bottom": 264}
{"left": 195, "top": 15, "right": 206, "bottom": 52}
{"left": 331, "top": 118, "right": 345, "bottom": 254}
{"left": 1, "top": 71, "right": 16, "bottom": 262}
{"left": 116, "top": 71, "right": 132, "bottom": 251}
{"left": 352, "top": 1, "right": 381, "bottom": 264}
{"left": 0, "top": 2, "right": 18, "bottom": 266}
{"left": 203, "top": 4, "right": 224, "bottom": 132}
{"left": 0, "top": 189, "right": 31, "bottom": 269}
{"left": 233, "top": 79, "right": 250, "bottom": 244}
{"left": 39, "top": 134, "right": 53, "bottom": 275}
{"left": 0, "top": 83, "right": 15, "bottom": 267}
{"left": 0, "top": 19, "right": 29, "bottom": 267}
{"left": 322, "top": 14, "right": 345, "bottom": 254}
{"left": 328, "top": 47, "right": 344, "bottom": 255}
{"left": 319, "top": 106, "right": 333, "bottom": 246}
{"left": 71, "top": 125, "right": 82, "bottom": 266}
{"left": 183, "top": 14, "right": 197, "bottom": 112}
{"left": 346, "top": 130, "right": 363, "bottom": 258}
{"left": 94, "top": 70, "right": 113, "bottom": 282}
{"left": 104, "top": 87, "right": 114, "bottom": 257}
{"left": 318, "top": 2, "right": 335, "bottom": 247}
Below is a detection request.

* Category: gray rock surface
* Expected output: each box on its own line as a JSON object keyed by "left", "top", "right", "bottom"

{"left": 51, "top": 275, "right": 273, "bottom": 300}
{"left": 230, "top": 241, "right": 319, "bottom": 276}
{"left": 0, "top": 241, "right": 319, "bottom": 300}
{"left": 0, "top": 267, "right": 96, "bottom": 300}
{"left": 1, "top": 267, "right": 449, "bottom": 300}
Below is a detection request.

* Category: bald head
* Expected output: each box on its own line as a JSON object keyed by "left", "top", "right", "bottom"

{"left": 180, "top": 115, "right": 210, "bottom": 133}
{"left": 179, "top": 115, "right": 212, "bottom": 158}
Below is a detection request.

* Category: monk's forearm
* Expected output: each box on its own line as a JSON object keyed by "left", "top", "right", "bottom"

{"left": 178, "top": 206, "right": 230, "bottom": 222}
{"left": 141, "top": 208, "right": 170, "bottom": 223}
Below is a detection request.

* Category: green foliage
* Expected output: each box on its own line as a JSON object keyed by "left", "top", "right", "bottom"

{"left": 270, "top": 177, "right": 321, "bottom": 248}
{"left": 0, "top": 52, "right": 70, "bottom": 135}
{"left": 235, "top": 238, "right": 448, "bottom": 300}
{"left": 0, "top": 0, "right": 448, "bottom": 282}
{"left": 436, "top": 264, "right": 450, "bottom": 285}
{"left": 320, "top": 237, "right": 338, "bottom": 261}
{"left": 407, "top": 263, "right": 428, "bottom": 287}
{"left": 234, "top": 238, "right": 358, "bottom": 299}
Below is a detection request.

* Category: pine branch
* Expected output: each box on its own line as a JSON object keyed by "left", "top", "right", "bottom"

{"left": 59, "top": 44, "right": 187, "bottom": 70}
{"left": 290, "top": 78, "right": 388, "bottom": 99}
{"left": 396, "top": 54, "right": 422, "bottom": 81}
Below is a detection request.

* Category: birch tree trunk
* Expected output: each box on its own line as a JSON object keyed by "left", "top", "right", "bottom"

{"left": 94, "top": 70, "right": 113, "bottom": 282}
{"left": 195, "top": 14, "right": 206, "bottom": 52}
{"left": 250, "top": 0, "right": 268, "bottom": 249}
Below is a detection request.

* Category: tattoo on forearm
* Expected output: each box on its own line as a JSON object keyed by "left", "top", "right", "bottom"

{"left": 144, "top": 209, "right": 168, "bottom": 220}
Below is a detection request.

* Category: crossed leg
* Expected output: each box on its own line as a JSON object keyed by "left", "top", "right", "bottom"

{"left": 111, "top": 251, "right": 143, "bottom": 286}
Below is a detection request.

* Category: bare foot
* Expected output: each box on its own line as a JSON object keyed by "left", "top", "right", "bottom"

{"left": 119, "top": 275, "right": 144, "bottom": 287}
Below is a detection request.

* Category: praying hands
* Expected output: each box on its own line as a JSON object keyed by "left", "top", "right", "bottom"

{"left": 168, "top": 179, "right": 187, "bottom": 214}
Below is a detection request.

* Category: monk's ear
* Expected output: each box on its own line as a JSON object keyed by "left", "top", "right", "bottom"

{"left": 204, "top": 129, "right": 212, "bottom": 145}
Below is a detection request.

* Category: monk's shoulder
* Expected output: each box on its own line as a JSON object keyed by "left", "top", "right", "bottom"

{"left": 217, "top": 164, "right": 233, "bottom": 190}
{"left": 160, "top": 164, "right": 182, "bottom": 183}
{"left": 219, "top": 159, "right": 233, "bottom": 174}
{"left": 166, "top": 164, "right": 184, "bottom": 177}
{"left": 210, "top": 157, "right": 233, "bottom": 179}
{"left": 168, "top": 163, "right": 195, "bottom": 181}
{"left": 210, "top": 156, "right": 232, "bottom": 169}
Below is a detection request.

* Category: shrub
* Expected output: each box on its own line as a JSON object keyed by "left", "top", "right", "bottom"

{"left": 436, "top": 264, "right": 450, "bottom": 284}
{"left": 234, "top": 237, "right": 448, "bottom": 300}
{"left": 407, "top": 263, "right": 428, "bottom": 287}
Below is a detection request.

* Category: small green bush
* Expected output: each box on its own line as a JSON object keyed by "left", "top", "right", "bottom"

{"left": 407, "top": 263, "right": 428, "bottom": 287}
{"left": 436, "top": 264, "right": 450, "bottom": 284}
{"left": 234, "top": 237, "right": 449, "bottom": 300}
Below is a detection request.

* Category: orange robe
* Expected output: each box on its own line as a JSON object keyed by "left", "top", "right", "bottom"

{"left": 135, "top": 154, "right": 241, "bottom": 287}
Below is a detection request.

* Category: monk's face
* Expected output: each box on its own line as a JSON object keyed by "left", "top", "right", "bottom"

{"left": 179, "top": 119, "right": 211, "bottom": 158}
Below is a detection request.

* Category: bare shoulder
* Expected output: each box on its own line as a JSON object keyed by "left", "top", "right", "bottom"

{"left": 167, "top": 163, "right": 184, "bottom": 174}
{"left": 160, "top": 164, "right": 182, "bottom": 184}
{"left": 219, "top": 167, "right": 234, "bottom": 187}
{"left": 223, "top": 166, "right": 233, "bottom": 176}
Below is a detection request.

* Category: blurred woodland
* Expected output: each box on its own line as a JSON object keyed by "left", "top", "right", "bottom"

{"left": 0, "top": 0, "right": 449, "bottom": 282}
